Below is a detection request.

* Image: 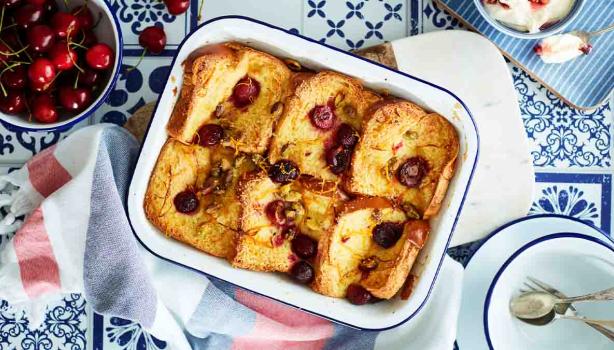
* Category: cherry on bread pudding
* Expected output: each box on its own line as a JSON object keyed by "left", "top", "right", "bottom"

{"left": 291, "top": 234, "right": 318, "bottom": 259}
{"left": 265, "top": 199, "right": 288, "bottom": 226}
{"left": 196, "top": 124, "right": 224, "bottom": 147}
{"left": 290, "top": 261, "right": 315, "bottom": 284}
{"left": 372, "top": 222, "right": 404, "bottom": 248}
{"left": 397, "top": 156, "right": 428, "bottom": 188}
{"left": 173, "top": 189, "right": 199, "bottom": 214}
{"left": 309, "top": 100, "right": 336, "bottom": 130}
{"left": 268, "top": 160, "right": 300, "bottom": 184}
{"left": 326, "top": 146, "right": 352, "bottom": 174}
{"left": 346, "top": 284, "right": 374, "bottom": 305}
{"left": 231, "top": 76, "right": 260, "bottom": 108}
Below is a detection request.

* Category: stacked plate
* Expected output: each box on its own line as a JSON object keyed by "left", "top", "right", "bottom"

{"left": 457, "top": 214, "right": 614, "bottom": 350}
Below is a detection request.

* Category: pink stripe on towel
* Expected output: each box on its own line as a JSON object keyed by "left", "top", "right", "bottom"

{"left": 13, "top": 207, "right": 61, "bottom": 298}
{"left": 27, "top": 145, "right": 72, "bottom": 198}
{"left": 231, "top": 289, "right": 334, "bottom": 350}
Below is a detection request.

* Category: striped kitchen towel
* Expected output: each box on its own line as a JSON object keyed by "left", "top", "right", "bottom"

{"left": 0, "top": 124, "right": 463, "bottom": 349}
{"left": 437, "top": 0, "right": 613, "bottom": 109}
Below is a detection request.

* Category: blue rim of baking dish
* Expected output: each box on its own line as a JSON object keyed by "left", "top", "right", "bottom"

{"left": 125, "top": 15, "right": 480, "bottom": 331}
{"left": 482, "top": 231, "right": 614, "bottom": 349}
{"left": 0, "top": 0, "right": 124, "bottom": 133}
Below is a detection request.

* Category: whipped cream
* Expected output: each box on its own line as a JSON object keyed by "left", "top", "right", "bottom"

{"left": 483, "top": 0, "right": 575, "bottom": 33}
{"left": 534, "top": 33, "right": 590, "bottom": 63}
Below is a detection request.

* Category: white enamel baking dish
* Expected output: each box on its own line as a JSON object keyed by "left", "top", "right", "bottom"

{"left": 127, "top": 16, "right": 479, "bottom": 330}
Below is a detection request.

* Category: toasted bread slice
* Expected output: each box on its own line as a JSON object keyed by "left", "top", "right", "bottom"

{"left": 313, "top": 197, "right": 416, "bottom": 298}
{"left": 347, "top": 101, "right": 459, "bottom": 218}
{"left": 167, "top": 42, "right": 293, "bottom": 153}
{"left": 144, "top": 139, "right": 256, "bottom": 258}
{"left": 360, "top": 219, "right": 429, "bottom": 299}
{"left": 232, "top": 174, "right": 340, "bottom": 272}
{"left": 269, "top": 71, "right": 381, "bottom": 181}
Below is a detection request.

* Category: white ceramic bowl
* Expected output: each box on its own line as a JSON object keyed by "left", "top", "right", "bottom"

{"left": 0, "top": 0, "right": 122, "bottom": 132}
{"left": 486, "top": 233, "right": 614, "bottom": 350}
{"left": 473, "top": 0, "right": 584, "bottom": 39}
{"left": 127, "top": 16, "right": 479, "bottom": 330}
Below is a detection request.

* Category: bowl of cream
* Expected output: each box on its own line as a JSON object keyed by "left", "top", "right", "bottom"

{"left": 475, "top": 0, "right": 584, "bottom": 39}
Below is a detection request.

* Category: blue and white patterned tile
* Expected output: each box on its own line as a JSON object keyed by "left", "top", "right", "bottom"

{"left": 92, "top": 58, "right": 171, "bottom": 126}
{"left": 109, "top": 0, "right": 199, "bottom": 57}
{"left": 511, "top": 66, "right": 612, "bottom": 169}
{"left": 0, "top": 294, "right": 87, "bottom": 350}
{"left": 92, "top": 314, "right": 166, "bottom": 350}
{"left": 302, "top": 0, "right": 408, "bottom": 50}
{"left": 200, "top": 0, "right": 303, "bottom": 31}
{"left": 419, "top": 0, "right": 464, "bottom": 33}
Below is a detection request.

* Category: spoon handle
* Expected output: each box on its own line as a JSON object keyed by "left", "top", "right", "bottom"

{"left": 561, "top": 315, "right": 614, "bottom": 329}
{"left": 587, "top": 323, "right": 614, "bottom": 342}
{"left": 562, "top": 287, "right": 614, "bottom": 303}
{"left": 590, "top": 23, "right": 614, "bottom": 37}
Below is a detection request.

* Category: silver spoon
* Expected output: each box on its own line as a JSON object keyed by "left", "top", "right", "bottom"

{"left": 510, "top": 287, "right": 614, "bottom": 319}
{"left": 571, "top": 24, "right": 614, "bottom": 48}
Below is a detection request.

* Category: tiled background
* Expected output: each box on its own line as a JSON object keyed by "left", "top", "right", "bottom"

{"left": 0, "top": 0, "right": 611, "bottom": 349}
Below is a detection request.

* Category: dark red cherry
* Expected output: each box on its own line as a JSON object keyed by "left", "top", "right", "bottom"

{"left": 31, "top": 94, "right": 58, "bottom": 123}
{"left": 2, "top": 0, "right": 23, "bottom": 9}
{"left": 85, "top": 43, "right": 114, "bottom": 70}
{"left": 42, "top": 0, "right": 58, "bottom": 14}
{"left": 29, "top": 79, "right": 51, "bottom": 92}
{"left": 196, "top": 124, "right": 223, "bottom": 147}
{"left": 291, "top": 234, "right": 317, "bottom": 259}
{"left": 396, "top": 156, "right": 428, "bottom": 188}
{"left": 26, "top": 0, "right": 46, "bottom": 5}
{"left": 580, "top": 44, "right": 592, "bottom": 55}
{"left": 289, "top": 261, "right": 314, "bottom": 284}
{"left": 173, "top": 190, "right": 199, "bottom": 214}
{"left": 372, "top": 222, "right": 403, "bottom": 248}
{"left": 28, "top": 57, "right": 56, "bottom": 85}
{"left": 27, "top": 25, "right": 56, "bottom": 53}
{"left": 336, "top": 123, "right": 359, "bottom": 149}
{"left": 139, "top": 26, "right": 166, "bottom": 54}
{"left": 1, "top": 66, "right": 27, "bottom": 89}
{"left": 48, "top": 41, "right": 77, "bottom": 71}
{"left": 265, "top": 200, "right": 287, "bottom": 226}
{"left": 231, "top": 76, "right": 260, "bottom": 108}
{"left": 78, "top": 68, "right": 101, "bottom": 87}
{"left": 0, "top": 91, "right": 26, "bottom": 114}
{"left": 309, "top": 103, "right": 336, "bottom": 130}
{"left": 268, "top": 160, "right": 299, "bottom": 184}
{"left": 15, "top": 4, "right": 44, "bottom": 29}
{"left": 326, "top": 146, "right": 351, "bottom": 174}
{"left": 163, "top": 0, "right": 190, "bottom": 15}
{"left": 358, "top": 256, "right": 378, "bottom": 272}
{"left": 77, "top": 30, "right": 97, "bottom": 47}
{"left": 72, "top": 6, "right": 94, "bottom": 30}
{"left": 58, "top": 85, "right": 92, "bottom": 112}
{"left": 346, "top": 284, "right": 373, "bottom": 305}
{"left": 51, "top": 12, "right": 80, "bottom": 39}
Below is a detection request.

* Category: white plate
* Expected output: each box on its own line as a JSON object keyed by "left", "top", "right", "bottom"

{"left": 457, "top": 214, "right": 614, "bottom": 350}
{"left": 487, "top": 233, "right": 614, "bottom": 350}
{"left": 127, "top": 16, "right": 479, "bottom": 330}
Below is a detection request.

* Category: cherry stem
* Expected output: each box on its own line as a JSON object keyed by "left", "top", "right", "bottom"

{"left": 0, "top": 62, "right": 24, "bottom": 97}
{"left": 125, "top": 49, "right": 147, "bottom": 74}
{"left": 0, "top": 44, "right": 29, "bottom": 57}
{"left": 63, "top": 0, "right": 69, "bottom": 10}
{"left": 198, "top": 0, "right": 205, "bottom": 21}
{"left": 70, "top": 42, "right": 88, "bottom": 50}
{"left": 0, "top": 23, "right": 16, "bottom": 33}
{"left": 13, "top": 36, "right": 32, "bottom": 63}
{"left": 93, "top": 12, "right": 103, "bottom": 30}
{"left": 66, "top": 41, "right": 84, "bottom": 73}
{"left": 74, "top": 71, "right": 79, "bottom": 89}
{"left": 0, "top": 6, "right": 5, "bottom": 34}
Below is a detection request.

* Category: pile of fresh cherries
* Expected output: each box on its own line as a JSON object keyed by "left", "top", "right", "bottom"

{"left": 0, "top": 0, "right": 116, "bottom": 123}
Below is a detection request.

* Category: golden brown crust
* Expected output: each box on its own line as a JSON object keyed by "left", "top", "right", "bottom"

{"left": 143, "top": 140, "right": 238, "bottom": 258}
{"left": 168, "top": 42, "right": 293, "bottom": 154}
{"left": 346, "top": 101, "right": 459, "bottom": 218}
{"left": 269, "top": 71, "right": 382, "bottom": 181}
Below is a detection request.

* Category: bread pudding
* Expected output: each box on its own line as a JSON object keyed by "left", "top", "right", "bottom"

{"left": 144, "top": 42, "right": 459, "bottom": 304}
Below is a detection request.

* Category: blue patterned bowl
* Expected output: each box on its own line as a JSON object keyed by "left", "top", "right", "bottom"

{"left": 0, "top": 0, "right": 123, "bottom": 132}
{"left": 473, "top": 0, "right": 584, "bottom": 39}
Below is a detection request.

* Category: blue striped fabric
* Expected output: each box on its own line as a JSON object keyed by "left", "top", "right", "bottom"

{"left": 439, "top": 0, "right": 613, "bottom": 109}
